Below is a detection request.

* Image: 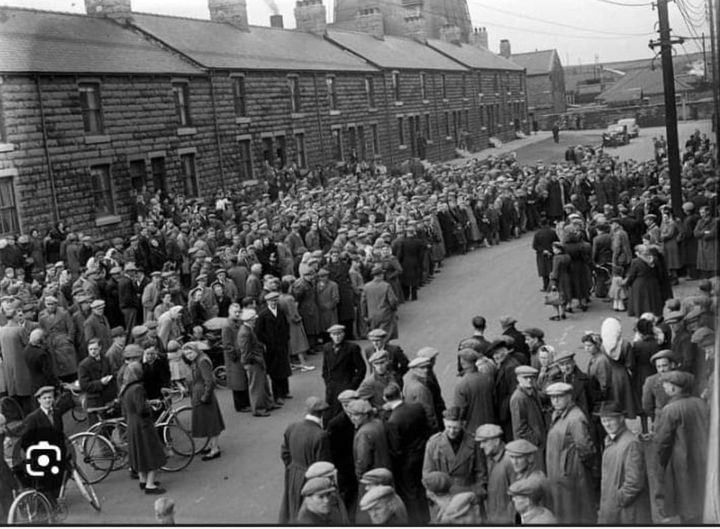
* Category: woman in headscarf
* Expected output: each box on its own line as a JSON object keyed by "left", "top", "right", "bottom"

{"left": 182, "top": 342, "right": 224, "bottom": 461}
{"left": 599, "top": 318, "right": 637, "bottom": 419}
{"left": 121, "top": 361, "right": 167, "bottom": 495}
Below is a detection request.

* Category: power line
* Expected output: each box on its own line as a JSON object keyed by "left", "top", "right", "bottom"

{"left": 477, "top": 18, "right": 653, "bottom": 40}
{"left": 595, "top": 0, "right": 653, "bottom": 6}
{"left": 468, "top": 1, "right": 655, "bottom": 36}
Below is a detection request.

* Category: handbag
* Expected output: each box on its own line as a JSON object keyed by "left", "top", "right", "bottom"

{"left": 544, "top": 289, "right": 562, "bottom": 306}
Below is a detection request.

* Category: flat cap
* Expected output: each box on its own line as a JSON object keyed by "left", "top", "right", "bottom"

{"left": 523, "top": 328, "right": 544, "bottom": 340}
{"left": 240, "top": 308, "right": 257, "bottom": 321}
{"left": 90, "top": 299, "right": 105, "bottom": 309}
{"left": 685, "top": 305, "right": 705, "bottom": 322}
{"left": 554, "top": 351, "right": 576, "bottom": 364}
{"left": 305, "top": 461, "right": 336, "bottom": 479}
{"left": 422, "top": 471, "right": 451, "bottom": 494}
{"left": 327, "top": 324, "right": 345, "bottom": 334}
{"left": 661, "top": 370, "right": 694, "bottom": 389}
{"left": 346, "top": 399, "right": 372, "bottom": 415}
{"left": 440, "top": 492, "right": 477, "bottom": 522}
{"left": 145, "top": 321, "right": 158, "bottom": 331}
{"left": 664, "top": 310, "right": 684, "bottom": 324}
{"left": 458, "top": 348, "right": 479, "bottom": 363}
{"left": 360, "top": 467, "right": 393, "bottom": 486}
{"left": 474, "top": 423, "right": 504, "bottom": 441}
{"left": 416, "top": 346, "right": 439, "bottom": 359}
{"left": 650, "top": 349, "right": 676, "bottom": 364}
{"left": 110, "top": 266, "right": 122, "bottom": 275}
{"left": 370, "top": 264, "right": 384, "bottom": 276}
{"left": 337, "top": 389, "right": 359, "bottom": 403}
{"left": 34, "top": 385, "right": 56, "bottom": 398}
{"left": 691, "top": 327, "right": 715, "bottom": 346}
{"left": 506, "top": 439, "right": 539, "bottom": 455}
{"left": 545, "top": 382, "right": 573, "bottom": 396}
{"left": 593, "top": 401, "right": 625, "bottom": 417}
{"left": 44, "top": 295, "right": 58, "bottom": 305}
{"left": 301, "top": 477, "right": 335, "bottom": 498}
{"left": 131, "top": 325, "right": 148, "bottom": 338}
{"left": 369, "top": 350, "right": 389, "bottom": 364}
{"left": 122, "top": 344, "right": 143, "bottom": 359}
{"left": 124, "top": 262, "right": 138, "bottom": 272}
{"left": 508, "top": 476, "right": 545, "bottom": 497}
{"left": 111, "top": 326, "right": 125, "bottom": 338}
{"left": 264, "top": 291, "right": 280, "bottom": 301}
{"left": 305, "top": 396, "right": 329, "bottom": 414}
{"left": 488, "top": 337, "right": 513, "bottom": 354}
{"left": 166, "top": 340, "right": 181, "bottom": 352}
{"left": 499, "top": 315, "right": 517, "bottom": 327}
{"left": 367, "top": 328, "right": 388, "bottom": 339}
{"left": 408, "top": 356, "right": 431, "bottom": 368}
{"left": 442, "top": 407, "right": 461, "bottom": 422}
{"left": 515, "top": 365, "right": 539, "bottom": 377}
{"left": 359, "top": 485, "right": 394, "bottom": 511}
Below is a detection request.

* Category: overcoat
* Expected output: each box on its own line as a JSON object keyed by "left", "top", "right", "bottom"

{"left": 279, "top": 418, "right": 331, "bottom": 524}
{"left": 545, "top": 404, "right": 596, "bottom": 524}
{"left": 326, "top": 260, "right": 355, "bottom": 323}
{"left": 278, "top": 293, "right": 310, "bottom": 356}
{"left": 38, "top": 308, "right": 77, "bottom": 377}
{"left": 654, "top": 392, "right": 709, "bottom": 521}
{"left": 361, "top": 277, "right": 398, "bottom": 340}
{"left": 494, "top": 355, "right": 521, "bottom": 440}
{"left": 630, "top": 337, "right": 659, "bottom": 412}
{"left": 326, "top": 410, "right": 357, "bottom": 513}
{"left": 353, "top": 417, "right": 392, "bottom": 479}
{"left": 455, "top": 368, "right": 495, "bottom": 435}
{"left": 403, "top": 370, "right": 438, "bottom": 433}
{"left": 550, "top": 253, "right": 573, "bottom": 304}
{"left": 532, "top": 227, "right": 559, "bottom": 278}
{"left": 23, "top": 342, "right": 60, "bottom": 393}
{"left": 606, "top": 342, "right": 638, "bottom": 419}
{"left": 357, "top": 371, "right": 396, "bottom": 410}
{"left": 78, "top": 354, "right": 117, "bottom": 408}
{"left": 315, "top": 279, "right": 339, "bottom": 331}
{"left": 122, "top": 380, "right": 167, "bottom": 473}
{"left": 0, "top": 322, "right": 32, "bottom": 396}
{"left": 509, "top": 385, "right": 547, "bottom": 457}
{"left": 679, "top": 212, "right": 699, "bottom": 267}
{"left": 220, "top": 318, "right": 247, "bottom": 391}
{"left": 256, "top": 306, "right": 291, "bottom": 380}
{"left": 693, "top": 216, "right": 717, "bottom": 272}
{"left": 485, "top": 447, "right": 515, "bottom": 524}
{"left": 292, "top": 277, "right": 320, "bottom": 336}
{"left": 83, "top": 313, "right": 112, "bottom": 354}
{"left": 397, "top": 236, "right": 425, "bottom": 288}
{"left": 597, "top": 427, "right": 651, "bottom": 524}
{"left": 189, "top": 353, "right": 225, "bottom": 438}
{"left": 422, "top": 431, "right": 484, "bottom": 495}
{"left": 322, "top": 340, "right": 365, "bottom": 418}
{"left": 564, "top": 239, "right": 592, "bottom": 301}
{"left": 641, "top": 373, "right": 670, "bottom": 420}
{"left": 625, "top": 257, "right": 663, "bottom": 317}
{"left": 659, "top": 218, "right": 681, "bottom": 269}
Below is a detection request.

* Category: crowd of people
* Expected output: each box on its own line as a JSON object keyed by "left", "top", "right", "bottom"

{"left": 0, "top": 125, "right": 716, "bottom": 524}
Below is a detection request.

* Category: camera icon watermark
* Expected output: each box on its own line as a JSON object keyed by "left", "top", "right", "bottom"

{"left": 25, "top": 440, "right": 62, "bottom": 477}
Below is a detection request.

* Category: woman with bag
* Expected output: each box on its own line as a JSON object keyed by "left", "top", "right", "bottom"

{"left": 548, "top": 242, "right": 571, "bottom": 321}
{"left": 182, "top": 342, "right": 224, "bottom": 461}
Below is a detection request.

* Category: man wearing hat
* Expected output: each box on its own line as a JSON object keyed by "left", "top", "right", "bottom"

{"left": 279, "top": 396, "right": 331, "bottom": 524}
{"left": 291, "top": 268, "right": 321, "bottom": 352}
{"left": 439, "top": 491, "right": 480, "bottom": 524}
{"left": 118, "top": 262, "right": 141, "bottom": 331}
{"left": 295, "top": 477, "right": 336, "bottom": 524}
{"left": 454, "top": 348, "right": 495, "bottom": 436}
{"left": 507, "top": 476, "right": 557, "bottom": 525}
{"left": 357, "top": 468, "right": 408, "bottom": 524}
{"left": 37, "top": 296, "right": 78, "bottom": 383}
{"left": 364, "top": 328, "right": 409, "bottom": 384}
{"left": 641, "top": 349, "right": 678, "bottom": 428}
{"left": 500, "top": 316, "right": 529, "bottom": 365}
{"left": 83, "top": 299, "right": 112, "bottom": 355}
{"left": 237, "top": 308, "right": 274, "bottom": 417}
{"left": 256, "top": 291, "right": 292, "bottom": 406}
{"left": 548, "top": 351, "right": 593, "bottom": 419}
{"left": 357, "top": 350, "right": 397, "bottom": 410}
{"left": 220, "top": 303, "right": 250, "bottom": 413}
{"left": 346, "top": 398, "right": 392, "bottom": 495}
{"left": 489, "top": 336, "right": 521, "bottom": 441}
{"left": 361, "top": 264, "right": 399, "bottom": 341}
{"left": 104, "top": 326, "right": 127, "bottom": 373}
{"left": 422, "top": 471, "right": 453, "bottom": 523}
{"left": 141, "top": 271, "right": 163, "bottom": 323}
{"left": 103, "top": 265, "right": 124, "bottom": 329}
{"left": 321, "top": 324, "right": 365, "bottom": 422}
{"left": 595, "top": 402, "right": 651, "bottom": 524}
{"left": 423, "top": 407, "right": 483, "bottom": 498}
{"left": 545, "top": 382, "right": 597, "bottom": 523}
{"left": 78, "top": 338, "right": 117, "bottom": 423}
{"left": 359, "top": 484, "right": 407, "bottom": 524}
{"left": 476, "top": 423, "right": 513, "bottom": 523}
{"left": 509, "top": 366, "right": 546, "bottom": 470}
{"left": 531, "top": 218, "right": 560, "bottom": 292}
{"left": 654, "top": 370, "right": 709, "bottom": 523}
{"left": 315, "top": 268, "right": 340, "bottom": 341}
{"left": 326, "top": 390, "right": 360, "bottom": 516}
{"left": 403, "top": 355, "right": 440, "bottom": 433}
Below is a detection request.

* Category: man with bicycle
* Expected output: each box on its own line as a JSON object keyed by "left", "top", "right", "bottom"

{"left": 78, "top": 338, "right": 117, "bottom": 424}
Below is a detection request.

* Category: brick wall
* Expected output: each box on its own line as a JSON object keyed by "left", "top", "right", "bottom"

{"left": 526, "top": 58, "right": 567, "bottom": 118}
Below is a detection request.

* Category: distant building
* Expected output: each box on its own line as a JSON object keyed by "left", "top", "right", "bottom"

{"left": 505, "top": 46, "right": 567, "bottom": 122}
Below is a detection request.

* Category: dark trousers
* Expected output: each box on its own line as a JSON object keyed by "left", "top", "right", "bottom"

{"left": 270, "top": 377, "right": 289, "bottom": 400}
{"left": 231, "top": 390, "right": 250, "bottom": 411}
{"left": 402, "top": 285, "right": 418, "bottom": 301}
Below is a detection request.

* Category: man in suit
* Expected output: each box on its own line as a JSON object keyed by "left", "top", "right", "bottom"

{"left": 77, "top": 338, "right": 117, "bottom": 424}
{"left": 321, "top": 324, "right": 365, "bottom": 422}
{"left": 383, "top": 382, "right": 431, "bottom": 524}
{"left": 237, "top": 308, "right": 275, "bottom": 417}
{"left": 532, "top": 218, "right": 559, "bottom": 292}
{"left": 326, "top": 390, "right": 359, "bottom": 518}
{"left": 256, "top": 292, "right": 291, "bottom": 405}
{"left": 454, "top": 349, "right": 496, "bottom": 436}
{"left": 396, "top": 225, "right": 425, "bottom": 301}
{"left": 23, "top": 329, "right": 60, "bottom": 398}
{"left": 83, "top": 299, "right": 112, "bottom": 354}
{"left": 221, "top": 303, "right": 250, "bottom": 412}
{"left": 363, "top": 328, "right": 409, "bottom": 384}
{"left": 118, "top": 262, "right": 140, "bottom": 332}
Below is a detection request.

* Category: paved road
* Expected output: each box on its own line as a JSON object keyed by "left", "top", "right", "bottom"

{"left": 63, "top": 121, "right": 709, "bottom": 525}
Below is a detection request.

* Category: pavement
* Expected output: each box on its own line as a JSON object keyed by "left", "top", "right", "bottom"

{"left": 61, "top": 119, "right": 712, "bottom": 525}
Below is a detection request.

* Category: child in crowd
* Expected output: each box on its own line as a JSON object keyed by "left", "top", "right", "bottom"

{"left": 608, "top": 265, "right": 627, "bottom": 311}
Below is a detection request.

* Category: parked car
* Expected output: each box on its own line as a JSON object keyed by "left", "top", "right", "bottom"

{"left": 616, "top": 118, "right": 640, "bottom": 138}
{"left": 602, "top": 124, "right": 629, "bottom": 147}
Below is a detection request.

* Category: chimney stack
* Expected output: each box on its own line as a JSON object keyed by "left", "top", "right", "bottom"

{"left": 294, "top": 0, "right": 327, "bottom": 34}
{"left": 355, "top": 7, "right": 384, "bottom": 39}
{"left": 208, "top": 0, "right": 249, "bottom": 31}
{"left": 439, "top": 23, "right": 462, "bottom": 44}
{"left": 499, "top": 38, "right": 511, "bottom": 59}
{"left": 270, "top": 14, "right": 284, "bottom": 28}
{"left": 84, "top": 0, "right": 131, "bottom": 16}
{"left": 469, "top": 27, "right": 488, "bottom": 49}
{"left": 404, "top": 12, "right": 427, "bottom": 41}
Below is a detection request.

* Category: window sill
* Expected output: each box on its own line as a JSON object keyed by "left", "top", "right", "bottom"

{"left": 235, "top": 117, "right": 251, "bottom": 125}
{"left": 0, "top": 143, "right": 14, "bottom": 153}
{"left": 290, "top": 113, "right": 305, "bottom": 119}
{"left": 95, "top": 215, "right": 122, "bottom": 227}
{"left": 329, "top": 110, "right": 341, "bottom": 116}
{"left": 481, "top": 126, "right": 487, "bottom": 131}
{"left": 368, "top": 107, "right": 378, "bottom": 113}
{"left": 177, "top": 127, "right": 197, "bottom": 136}
{"left": 426, "top": 140, "right": 434, "bottom": 145}
{"left": 85, "top": 135, "right": 111, "bottom": 145}
{"left": 422, "top": 99, "right": 430, "bottom": 105}
{"left": 445, "top": 136, "right": 453, "bottom": 141}
{"left": 398, "top": 145, "right": 407, "bottom": 150}
{"left": 463, "top": 98, "right": 469, "bottom": 102}
{"left": 442, "top": 98, "right": 449, "bottom": 104}
{"left": 242, "top": 179, "right": 260, "bottom": 188}
{"left": 394, "top": 101, "right": 403, "bottom": 107}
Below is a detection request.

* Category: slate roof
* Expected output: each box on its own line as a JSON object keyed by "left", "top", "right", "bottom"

{"left": 129, "top": 13, "right": 377, "bottom": 72}
{"left": 597, "top": 65, "right": 694, "bottom": 104}
{"left": 425, "top": 39, "right": 523, "bottom": 71}
{"left": 325, "top": 29, "right": 467, "bottom": 71}
{"left": 510, "top": 49, "right": 557, "bottom": 76}
{"left": 0, "top": 6, "right": 201, "bottom": 74}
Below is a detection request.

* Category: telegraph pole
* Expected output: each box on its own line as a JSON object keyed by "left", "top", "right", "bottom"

{"left": 710, "top": 0, "right": 720, "bottom": 160}
{"left": 650, "top": 0, "right": 683, "bottom": 217}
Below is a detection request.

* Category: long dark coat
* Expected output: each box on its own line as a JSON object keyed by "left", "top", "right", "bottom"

{"left": 422, "top": 431, "right": 484, "bottom": 495}
{"left": 455, "top": 368, "right": 495, "bottom": 435}
{"left": 326, "top": 411, "right": 357, "bottom": 514}
{"left": 255, "top": 306, "right": 291, "bottom": 380}
{"left": 494, "top": 355, "right": 521, "bottom": 440}
{"left": 78, "top": 354, "right": 118, "bottom": 408}
{"left": 321, "top": 340, "right": 365, "bottom": 419}
{"left": 122, "top": 381, "right": 167, "bottom": 473}
{"left": 655, "top": 392, "right": 709, "bottom": 521}
{"left": 679, "top": 213, "right": 699, "bottom": 266}
{"left": 292, "top": 277, "right": 320, "bottom": 336}
{"left": 693, "top": 216, "right": 717, "bottom": 271}
{"left": 606, "top": 341, "right": 638, "bottom": 419}
{"left": 221, "top": 318, "right": 247, "bottom": 391}
{"left": 598, "top": 427, "right": 651, "bottom": 524}
{"left": 353, "top": 417, "right": 392, "bottom": 479}
{"left": 625, "top": 257, "right": 663, "bottom": 317}
{"left": 361, "top": 278, "right": 398, "bottom": 340}
{"left": 550, "top": 252, "right": 573, "bottom": 304}
{"left": 546, "top": 404, "right": 597, "bottom": 524}
{"left": 564, "top": 240, "right": 592, "bottom": 301}
{"left": 397, "top": 236, "right": 425, "bottom": 288}
{"left": 189, "top": 353, "right": 225, "bottom": 438}
{"left": 103, "top": 277, "right": 124, "bottom": 328}
{"left": 386, "top": 401, "right": 431, "bottom": 524}
{"left": 326, "top": 260, "right": 355, "bottom": 323}
{"left": 510, "top": 385, "right": 547, "bottom": 463}
{"left": 532, "top": 227, "right": 559, "bottom": 278}
{"left": 630, "top": 337, "right": 659, "bottom": 412}
{"left": 279, "top": 418, "right": 331, "bottom": 524}
{"left": 23, "top": 342, "right": 60, "bottom": 394}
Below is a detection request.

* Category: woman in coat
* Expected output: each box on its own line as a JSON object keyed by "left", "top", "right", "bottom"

{"left": 278, "top": 277, "right": 312, "bottom": 371}
{"left": 600, "top": 318, "right": 638, "bottom": 419}
{"left": 693, "top": 205, "right": 717, "bottom": 278}
{"left": 659, "top": 206, "right": 680, "bottom": 284}
{"left": 182, "top": 342, "right": 224, "bottom": 460}
{"left": 121, "top": 361, "right": 167, "bottom": 494}
{"left": 563, "top": 230, "right": 592, "bottom": 311}
{"left": 548, "top": 242, "right": 571, "bottom": 320}
{"left": 630, "top": 318, "right": 659, "bottom": 433}
{"left": 624, "top": 245, "right": 663, "bottom": 318}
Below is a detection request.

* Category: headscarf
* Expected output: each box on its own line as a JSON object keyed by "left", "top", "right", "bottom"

{"left": 601, "top": 317, "right": 624, "bottom": 361}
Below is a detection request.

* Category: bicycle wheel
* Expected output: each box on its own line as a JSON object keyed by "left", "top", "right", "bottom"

{"left": 212, "top": 365, "right": 227, "bottom": 388}
{"left": 159, "top": 423, "right": 195, "bottom": 472}
{"left": 0, "top": 396, "right": 24, "bottom": 423}
{"left": 69, "top": 432, "right": 115, "bottom": 484}
{"left": 7, "top": 490, "right": 53, "bottom": 524}
{"left": 89, "top": 421, "right": 128, "bottom": 471}
{"left": 169, "top": 406, "right": 210, "bottom": 454}
{"left": 72, "top": 467, "right": 101, "bottom": 511}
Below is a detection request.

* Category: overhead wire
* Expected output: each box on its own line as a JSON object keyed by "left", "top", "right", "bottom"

{"left": 594, "top": 0, "right": 653, "bottom": 6}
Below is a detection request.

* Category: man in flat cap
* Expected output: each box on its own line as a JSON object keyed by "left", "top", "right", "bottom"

{"left": 326, "top": 390, "right": 360, "bottom": 517}
{"left": 595, "top": 402, "right": 651, "bottom": 524}
{"left": 455, "top": 348, "right": 495, "bottom": 436}
{"left": 439, "top": 491, "right": 480, "bottom": 524}
{"left": 38, "top": 295, "right": 78, "bottom": 383}
{"left": 508, "top": 476, "right": 557, "bottom": 525}
{"left": 118, "top": 262, "right": 141, "bottom": 331}
{"left": 237, "top": 308, "right": 274, "bottom": 417}
{"left": 654, "top": 370, "right": 709, "bottom": 523}
{"left": 423, "top": 471, "right": 453, "bottom": 523}
{"left": 220, "top": 303, "right": 250, "bottom": 412}
{"left": 475, "top": 423, "right": 513, "bottom": 523}
{"left": 500, "top": 315, "right": 530, "bottom": 365}
{"left": 403, "top": 356, "right": 441, "bottom": 433}
{"left": 301, "top": 461, "right": 349, "bottom": 524}
{"left": 544, "top": 382, "right": 596, "bottom": 523}
{"left": 361, "top": 265, "right": 399, "bottom": 341}
{"left": 295, "top": 477, "right": 336, "bottom": 524}
{"left": 347, "top": 398, "right": 392, "bottom": 501}
{"left": 279, "top": 397, "right": 332, "bottom": 524}
{"left": 489, "top": 336, "right": 521, "bottom": 440}
{"left": 359, "top": 485, "right": 407, "bottom": 524}
{"left": 256, "top": 291, "right": 291, "bottom": 406}
{"left": 321, "top": 324, "right": 365, "bottom": 422}
{"left": 364, "top": 328, "right": 409, "bottom": 385}
{"left": 509, "top": 366, "right": 546, "bottom": 471}
{"left": 641, "top": 349, "right": 677, "bottom": 429}
{"left": 548, "top": 351, "right": 594, "bottom": 420}
{"left": 357, "top": 350, "right": 396, "bottom": 410}
{"left": 78, "top": 337, "right": 117, "bottom": 424}
{"left": 83, "top": 299, "right": 112, "bottom": 356}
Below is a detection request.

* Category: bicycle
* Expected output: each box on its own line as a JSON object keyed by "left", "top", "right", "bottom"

{"left": 6, "top": 459, "right": 101, "bottom": 524}
{"left": 1, "top": 384, "right": 87, "bottom": 425}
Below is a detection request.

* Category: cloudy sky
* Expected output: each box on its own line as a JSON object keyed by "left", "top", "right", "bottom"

{"left": 1, "top": 0, "right": 712, "bottom": 64}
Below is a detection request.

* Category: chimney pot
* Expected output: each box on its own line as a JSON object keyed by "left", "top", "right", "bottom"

{"left": 270, "top": 14, "right": 283, "bottom": 28}
{"left": 294, "top": 0, "right": 327, "bottom": 34}
{"left": 84, "top": 0, "right": 131, "bottom": 16}
{"left": 500, "top": 38, "right": 511, "bottom": 59}
{"left": 208, "top": 0, "right": 249, "bottom": 31}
